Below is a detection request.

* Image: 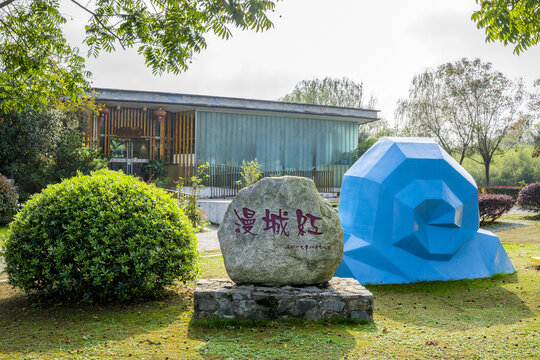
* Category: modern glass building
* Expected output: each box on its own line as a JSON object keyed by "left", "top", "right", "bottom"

{"left": 89, "top": 88, "right": 379, "bottom": 189}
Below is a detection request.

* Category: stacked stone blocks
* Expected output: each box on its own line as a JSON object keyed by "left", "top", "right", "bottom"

{"left": 194, "top": 278, "right": 373, "bottom": 321}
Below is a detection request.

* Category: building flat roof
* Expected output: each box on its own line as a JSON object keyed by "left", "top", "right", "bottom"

{"left": 93, "top": 88, "right": 380, "bottom": 123}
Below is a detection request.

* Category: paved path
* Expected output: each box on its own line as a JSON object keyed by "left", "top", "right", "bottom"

{"left": 196, "top": 229, "right": 221, "bottom": 253}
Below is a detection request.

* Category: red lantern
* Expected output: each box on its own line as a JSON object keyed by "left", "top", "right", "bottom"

{"left": 99, "top": 105, "right": 109, "bottom": 122}
{"left": 154, "top": 108, "right": 166, "bottom": 123}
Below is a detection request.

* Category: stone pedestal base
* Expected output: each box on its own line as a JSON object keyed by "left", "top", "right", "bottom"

{"left": 193, "top": 277, "right": 373, "bottom": 321}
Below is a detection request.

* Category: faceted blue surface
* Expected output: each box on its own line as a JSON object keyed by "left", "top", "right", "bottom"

{"left": 335, "top": 137, "right": 515, "bottom": 284}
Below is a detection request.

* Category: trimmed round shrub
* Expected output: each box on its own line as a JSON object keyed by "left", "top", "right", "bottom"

{"left": 517, "top": 182, "right": 540, "bottom": 213}
{"left": 478, "top": 194, "right": 513, "bottom": 223}
{"left": 0, "top": 173, "right": 18, "bottom": 225}
{"left": 2, "top": 169, "right": 198, "bottom": 302}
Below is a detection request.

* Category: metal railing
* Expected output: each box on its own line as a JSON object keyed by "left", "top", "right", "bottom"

{"left": 176, "top": 164, "right": 335, "bottom": 198}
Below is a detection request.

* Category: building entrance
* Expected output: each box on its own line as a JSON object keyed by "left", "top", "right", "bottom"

{"left": 109, "top": 137, "right": 150, "bottom": 177}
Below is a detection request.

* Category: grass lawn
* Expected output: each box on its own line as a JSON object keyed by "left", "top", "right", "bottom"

{"left": 0, "top": 216, "right": 539, "bottom": 359}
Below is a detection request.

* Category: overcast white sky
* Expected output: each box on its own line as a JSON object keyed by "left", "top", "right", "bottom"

{"left": 63, "top": 0, "right": 540, "bottom": 125}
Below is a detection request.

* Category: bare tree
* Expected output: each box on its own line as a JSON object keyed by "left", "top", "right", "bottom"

{"left": 396, "top": 67, "right": 474, "bottom": 164}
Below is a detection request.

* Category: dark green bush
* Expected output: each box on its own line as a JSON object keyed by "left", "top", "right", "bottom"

{"left": 0, "top": 173, "right": 18, "bottom": 225}
{"left": 1, "top": 169, "right": 198, "bottom": 302}
{"left": 0, "top": 109, "right": 62, "bottom": 194}
{"left": 0, "top": 104, "right": 108, "bottom": 199}
{"left": 50, "top": 129, "right": 108, "bottom": 182}
{"left": 517, "top": 182, "right": 540, "bottom": 213}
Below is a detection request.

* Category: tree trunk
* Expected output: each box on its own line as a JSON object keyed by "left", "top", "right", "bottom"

{"left": 458, "top": 148, "right": 466, "bottom": 165}
{"left": 484, "top": 162, "right": 490, "bottom": 187}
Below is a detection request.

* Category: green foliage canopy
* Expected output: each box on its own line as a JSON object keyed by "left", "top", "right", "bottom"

{"left": 351, "top": 132, "right": 376, "bottom": 163}
{"left": 0, "top": 0, "right": 277, "bottom": 112}
{"left": 529, "top": 79, "right": 540, "bottom": 157}
{"left": 0, "top": 0, "right": 89, "bottom": 113}
{"left": 0, "top": 109, "right": 63, "bottom": 193}
{"left": 281, "top": 77, "right": 377, "bottom": 109}
{"left": 50, "top": 128, "right": 108, "bottom": 183}
{"left": 461, "top": 145, "right": 540, "bottom": 186}
{"left": 0, "top": 103, "right": 107, "bottom": 197}
{"left": 472, "top": 0, "right": 540, "bottom": 54}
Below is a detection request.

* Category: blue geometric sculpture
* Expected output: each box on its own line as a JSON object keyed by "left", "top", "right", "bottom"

{"left": 335, "top": 137, "right": 515, "bottom": 284}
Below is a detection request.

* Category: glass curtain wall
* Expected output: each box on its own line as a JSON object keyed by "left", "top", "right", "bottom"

{"left": 195, "top": 111, "right": 359, "bottom": 187}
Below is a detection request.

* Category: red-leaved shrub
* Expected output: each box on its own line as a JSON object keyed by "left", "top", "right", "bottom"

{"left": 517, "top": 182, "right": 540, "bottom": 213}
{"left": 478, "top": 194, "right": 513, "bottom": 223}
{"left": 479, "top": 186, "right": 522, "bottom": 200}
{"left": 0, "top": 173, "right": 18, "bottom": 225}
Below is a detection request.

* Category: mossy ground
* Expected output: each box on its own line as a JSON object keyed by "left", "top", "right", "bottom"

{"left": 0, "top": 214, "right": 539, "bottom": 359}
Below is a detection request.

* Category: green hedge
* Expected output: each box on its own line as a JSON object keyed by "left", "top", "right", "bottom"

{"left": 1, "top": 169, "right": 198, "bottom": 302}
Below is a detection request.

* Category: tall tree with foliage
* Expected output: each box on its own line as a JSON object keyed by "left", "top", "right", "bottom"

{"left": 396, "top": 68, "right": 474, "bottom": 164}
{"left": 398, "top": 58, "right": 525, "bottom": 186}
{"left": 0, "top": 97, "right": 108, "bottom": 198}
{"left": 458, "top": 59, "right": 525, "bottom": 186}
{"left": 472, "top": 0, "right": 540, "bottom": 54}
{"left": 281, "top": 77, "right": 377, "bottom": 109}
{"left": 0, "top": 0, "right": 278, "bottom": 113}
{"left": 0, "top": 109, "right": 63, "bottom": 194}
{"left": 281, "top": 77, "right": 389, "bottom": 160}
{"left": 396, "top": 61, "right": 491, "bottom": 165}
{"left": 530, "top": 79, "right": 540, "bottom": 158}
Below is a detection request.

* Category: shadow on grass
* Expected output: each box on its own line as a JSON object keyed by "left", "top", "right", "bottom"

{"left": 0, "top": 283, "right": 192, "bottom": 354}
{"left": 504, "top": 213, "right": 540, "bottom": 221}
{"left": 368, "top": 272, "right": 534, "bottom": 330}
{"left": 481, "top": 221, "right": 527, "bottom": 232}
{"left": 187, "top": 317, "right": 367, "bottom": 360}
{"left": 497, "top": 222, "right": 540, "bottom": 244}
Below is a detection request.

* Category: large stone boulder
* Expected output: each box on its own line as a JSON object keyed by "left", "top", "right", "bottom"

{"left": 218, "top": 176, "right": 343, "bottom": 285}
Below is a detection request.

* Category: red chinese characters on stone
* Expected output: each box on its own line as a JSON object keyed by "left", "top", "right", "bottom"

{"left": 296, "top": 209, "right": 323, "bottom": 236}
{"left": 232, "top": 208, "right": 324, "bottom": 237}
{"left": 262, "top": 209, "right": 289, "bottom": 237}
{"left": 234, "top": 208, "right": 257, "bottom": 235}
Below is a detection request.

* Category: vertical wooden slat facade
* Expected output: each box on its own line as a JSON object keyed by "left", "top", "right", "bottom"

{"left": 86, "top": 107, "right": 196, "bottom": 173}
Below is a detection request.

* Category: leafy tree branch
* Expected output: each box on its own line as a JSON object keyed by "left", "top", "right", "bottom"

{"left": 0, "top": 0, "right": 278, "bottom": 113}
{"left": 472, "top": 0, "right": 540, "bottom": 54}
